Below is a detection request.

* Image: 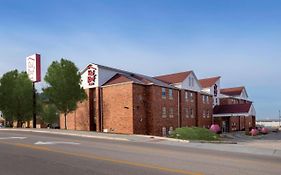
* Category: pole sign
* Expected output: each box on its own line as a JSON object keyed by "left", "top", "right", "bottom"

{"left": 26, "top": 53, "right": 41, "bottom": 82}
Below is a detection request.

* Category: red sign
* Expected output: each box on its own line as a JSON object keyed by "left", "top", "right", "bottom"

{"left": 87, "top": 65, "right": 97, "bottom": 86}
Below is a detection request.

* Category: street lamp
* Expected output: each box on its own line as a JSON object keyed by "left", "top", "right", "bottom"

{"left": 279, "top": 110, "right": 281, "bottom": 128}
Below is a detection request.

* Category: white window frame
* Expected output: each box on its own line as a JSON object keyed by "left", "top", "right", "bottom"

{"left": 162, "top": 88, "right": 166, "bottom": 99}
{"left": 169, "top": 107, "right": 174, "bottom": 118}
{"left": 190, "top": 92, "right": 194, "bottom": 102}
{"left": 185, "top": 91, "right": 188, "bottom": 101}
{"left": 169, "top": 89, "right": 173, "bottom": 100}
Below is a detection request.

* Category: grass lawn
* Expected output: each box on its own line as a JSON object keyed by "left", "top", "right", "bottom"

{"left": 169, "top": 127, "right": 220, "bottom": 141}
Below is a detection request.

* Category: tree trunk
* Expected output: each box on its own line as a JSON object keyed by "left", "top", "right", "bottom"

{"left": 64, "top": 113, "right": 67, "bottom": 130}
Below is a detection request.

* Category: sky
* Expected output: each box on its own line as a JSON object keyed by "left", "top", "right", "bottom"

{"left": 0, "top": 0, "right": 280, "bottom": 119}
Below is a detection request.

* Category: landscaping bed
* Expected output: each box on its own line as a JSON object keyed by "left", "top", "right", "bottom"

{"left": 169, "top": 127, "right": 220, "bottom": 141}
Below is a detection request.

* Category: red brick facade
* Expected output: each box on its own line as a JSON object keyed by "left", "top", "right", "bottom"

{"left": 60, "top": 82, "right": 213, "bottom": 136}
{"left": 59, "top": 64, "right": 255, "bottom": 136}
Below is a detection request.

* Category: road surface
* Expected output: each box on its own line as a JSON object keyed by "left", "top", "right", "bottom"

{"left": 0, "top": 130, "right": 280, "bottom": 175}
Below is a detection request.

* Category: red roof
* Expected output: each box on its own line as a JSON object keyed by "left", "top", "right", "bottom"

{"left": 154, "top": 71, "right": 192, "bottom": 84}
{"left": 220, "top": 87, "right": 244, "bottom": 96}
{"left": 213, "top": 103, "right": 252, "bottom": 114}
{"left": 199, "top": 76, "right": 220, "bottom": 88}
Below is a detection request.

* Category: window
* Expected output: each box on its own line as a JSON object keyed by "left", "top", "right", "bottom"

{"left": 169, "top": 108, "right": 174, "bottom": 118}
{"left": 162, "top": 107, "right": 167, "bottom": 118}
{"left": 189, "top": 77, "right": 195, "bottom": 87}
{"left": 190, "top": 108, "right": 194, "bottom": 118}
{"left": 206, "top": 96, "right": 209, "bottom": 104}
{"left": 185, "top": 91, "right": 188, "bottom": 101}
{"left": 169, "top": 89, "right": 173, "bottom": 99}
{"left": 185, "top": 108, "right": 189, "bottom": 118}
{"left": 203, "top": 110, "right": 206, "bottom": 118}
{"left": 190, "top": 93, "right": 194, "bottom": 102}
{"left": 202, "top": 95, "right": 205, "bottom": 104}
{"left": 162, "top": 88, "right": 166, "bottom": 99}
{"left": 192, "top": 77, "right": 194, "bottom": 87}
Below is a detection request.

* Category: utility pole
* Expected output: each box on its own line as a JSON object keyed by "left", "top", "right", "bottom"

{"left": 279, "top": 109, "right": 281, "bottom": 128}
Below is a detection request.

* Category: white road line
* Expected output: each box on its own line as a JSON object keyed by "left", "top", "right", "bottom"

{"left": 34, "top": 141, "right": 80, "bottom": 145}
{"left": 0, "top": 137, "right": 27, "bottom": 140}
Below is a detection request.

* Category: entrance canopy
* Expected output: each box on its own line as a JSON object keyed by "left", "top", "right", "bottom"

{"left": 213, "top": 103, "right": 255, "bottom": 117}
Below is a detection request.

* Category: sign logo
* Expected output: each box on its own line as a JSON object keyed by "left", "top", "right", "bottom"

{"left": 26, "top": 54, "right": 41, "bottom": 82}
{"left": 214, "top": 84, "right": 218, "bottom": 96}
{"left": 87, "top": 64, "right": 97, "bottom": 86}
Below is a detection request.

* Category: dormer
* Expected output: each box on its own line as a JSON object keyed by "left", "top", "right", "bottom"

{"left": 199, "top": 76, "right": 221, "bottom": 106}
{"left": 154, "top": 71, "right": 202, "bottom": 91}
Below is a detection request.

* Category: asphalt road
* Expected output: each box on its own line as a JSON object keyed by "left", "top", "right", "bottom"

{"left": 0, "top": 130, "right": 280, "bottom": 175}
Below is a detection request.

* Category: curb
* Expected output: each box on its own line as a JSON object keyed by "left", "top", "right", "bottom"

{"left": 193, "top": 140, "right": 237, "bottom": 144}
{"left": 134, "top": 135, "right": 190, "bottom": 143}
{"left": 0, "top": 128, "right": 130, "bottom": 142}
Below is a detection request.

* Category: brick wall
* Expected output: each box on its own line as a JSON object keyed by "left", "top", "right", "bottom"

{"left": 196, "top": 93, "right": 213, "bottom": 128}
{"left": 180, "top": 90, "right": 196, "bottom": 127}
{"left": 102, "top": 83, "right": 134, "bottom": 134}
{"left": 245, "top": 116, "right": 255, "bottom": 132}
{"left": 146, "top": 86, "right": 180, "bottom": 136}
{"left": 132, "top": 84, "right": 147, "bottom": 135}
{"left": 220, "top": 98, "right": 251, "bottom": 105}
{"left": 229, "top": 117, "right": 240, "bottom": 132}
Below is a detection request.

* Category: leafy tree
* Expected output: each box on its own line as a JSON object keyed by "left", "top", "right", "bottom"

{"left": 43, "top": 59, "right": 86, "bottom": 129}
{"left": 0, "top": 70, "right": 33, "bottom": 126}
{"left": 40, "top": 104, "right": 59, "bottom": 125}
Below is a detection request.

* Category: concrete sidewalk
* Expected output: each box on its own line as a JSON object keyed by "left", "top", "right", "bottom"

{"left": 1, "top": 128, "right": 281, "bottom": 158}
{"left": 0, "top": 128, "right": 189, "bottom": 143}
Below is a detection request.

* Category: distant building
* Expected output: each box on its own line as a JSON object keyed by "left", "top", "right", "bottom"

{"left": 256, "top": 119, "right": 280, "bottom": 128}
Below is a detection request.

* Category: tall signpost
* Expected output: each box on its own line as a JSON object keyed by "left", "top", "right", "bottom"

{"left": 26, "top": 54, "right": 41, "bottom": 128}
{"left": 279, "top": 110, "right": 281, "bottom": 128}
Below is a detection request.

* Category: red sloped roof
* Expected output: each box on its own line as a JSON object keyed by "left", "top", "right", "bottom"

{"left": 213, "top": 103, "right": 252, "bottom": 114}
{"left": 199, "top": 76, "right": 220, "bottom": 88}
{"left": 154, "top": 71, "right": 192, "bottom": 84}
{"left": 220, "top": 87, "right": 244, "bottom": 96}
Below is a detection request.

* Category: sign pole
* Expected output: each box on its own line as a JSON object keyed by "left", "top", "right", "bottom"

{"left": 26, "top": 53, "right": 41, "bottom": 129}
{"left": 33, "top": 82, "right": 36, "bottom": 128}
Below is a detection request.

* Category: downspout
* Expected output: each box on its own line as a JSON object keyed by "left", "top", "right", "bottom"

{"left": 99, "top": 87, "right": 103, "bottom": 132}
{"left": 177, "top": 90, "right": 180, "bottom": 128}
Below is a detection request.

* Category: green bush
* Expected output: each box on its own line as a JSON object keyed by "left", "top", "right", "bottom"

{"left": 169, "top": 127, "right": 219, "bottom": 141}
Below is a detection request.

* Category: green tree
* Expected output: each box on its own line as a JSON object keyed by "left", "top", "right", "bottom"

{"left": 0, "top": 70, "right": 33, "bottom": 126}
{"left": 40, "top": 104, "right": 59, "bottom": 126}
{"left": 43, "top": 59, "right": 86, "bottom": 129}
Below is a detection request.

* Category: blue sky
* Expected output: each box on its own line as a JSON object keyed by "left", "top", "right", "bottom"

{"left": 0, "top": 0, "right": 280, "bottom": 119}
